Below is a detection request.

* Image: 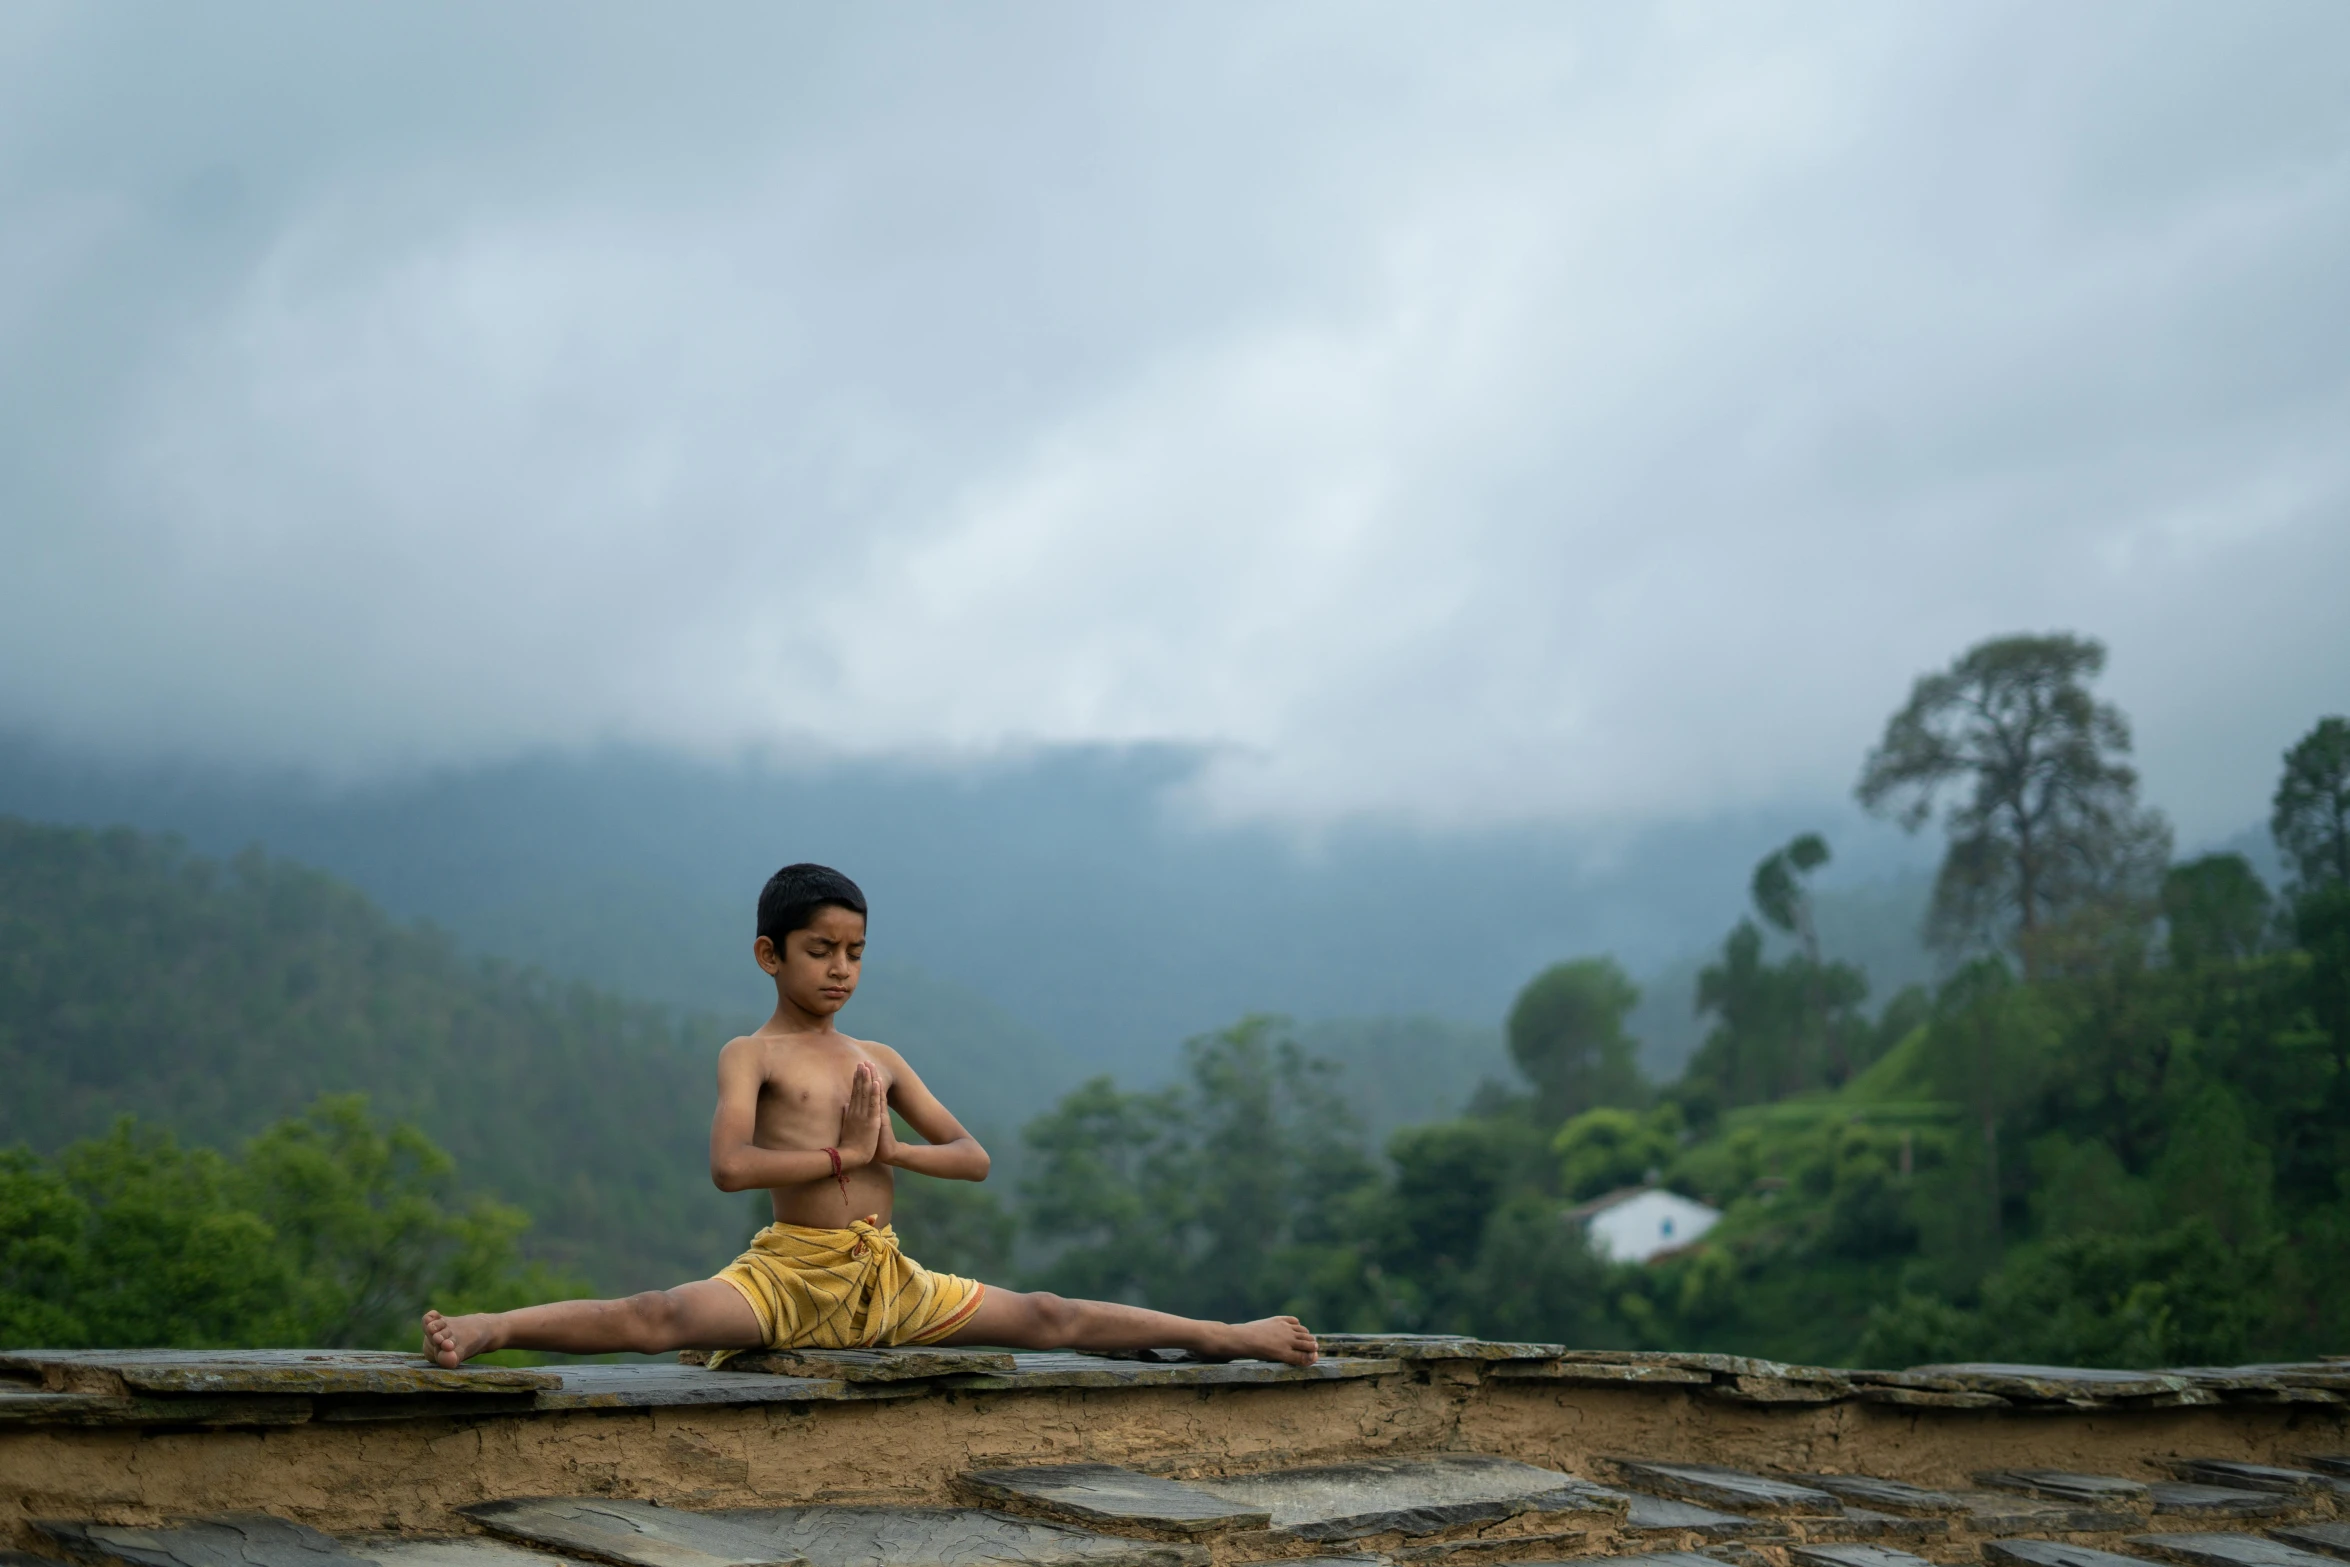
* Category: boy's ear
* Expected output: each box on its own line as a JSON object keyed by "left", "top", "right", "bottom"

{"left": 753, "top": 934, "right": 783, "bottom": 974}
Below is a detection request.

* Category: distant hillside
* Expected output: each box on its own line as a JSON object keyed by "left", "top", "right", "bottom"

{"left": 0, "top": 816, "right": 1077, "bottom": 1293}
{"left": 1290, "top": 1016, "right": 1514, "bottom": 1143}
{"left": 0, "top": 735, "right": 1939, "bottom": 1068}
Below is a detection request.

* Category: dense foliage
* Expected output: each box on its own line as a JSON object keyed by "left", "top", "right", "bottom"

{"left": 970, "top": 695, "right": 2350, "bottom": 1366}
{"left": 0, "top": 1096, "right": 578, "bottom": 1349}
{"left": 0, "top": 819, "right": 743, "bottom": 1291}
{"left": 3, "top": 641, "right": 2342, "bottom": 1368}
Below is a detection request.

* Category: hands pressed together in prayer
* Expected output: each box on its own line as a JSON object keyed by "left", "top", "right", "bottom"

{"left": 833, "top": 1059, "right": 901, "bottom": 1170}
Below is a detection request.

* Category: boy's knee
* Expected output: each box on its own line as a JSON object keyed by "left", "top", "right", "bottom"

{"left": 623, "top": 1290, "right": 684, "bottom": 1346}
{"left": 1024, "top": 1291, "right": 1079, "bottom": 1335}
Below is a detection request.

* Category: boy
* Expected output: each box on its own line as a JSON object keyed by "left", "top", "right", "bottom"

{"left": 421, "top": 863, "right": 1318, "bottom": 1368}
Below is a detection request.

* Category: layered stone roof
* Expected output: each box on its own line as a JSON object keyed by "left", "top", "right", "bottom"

{"left": 3, "top": 1340, "right": 2344, "bottom": 1567}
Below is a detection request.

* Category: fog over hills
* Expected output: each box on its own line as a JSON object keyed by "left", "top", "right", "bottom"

{"left": 0, "top": 735, "right": 1954, "bottom": 1089}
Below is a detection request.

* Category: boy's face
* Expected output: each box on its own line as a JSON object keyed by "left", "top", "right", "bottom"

{"left": 755, "top": 904, "right": 865, "bottom": 1017}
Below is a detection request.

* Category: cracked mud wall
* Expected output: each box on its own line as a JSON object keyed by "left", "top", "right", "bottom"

{"left": 4, "top": 1372, "right": 2343, "bottom": 1552}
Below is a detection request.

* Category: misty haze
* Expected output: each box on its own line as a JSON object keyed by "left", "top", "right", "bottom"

{"left": 2, "top": 4, "right": 2346, "bottom": 1370}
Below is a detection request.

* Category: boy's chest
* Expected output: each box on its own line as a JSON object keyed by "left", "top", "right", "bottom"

{"left": 758, "top": 1051, "right": 891, "bottom": 1115}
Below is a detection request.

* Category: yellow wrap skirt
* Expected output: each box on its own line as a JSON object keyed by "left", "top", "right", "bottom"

{"left": 710, "top": 1219, "right": 985, "bottom": 1356}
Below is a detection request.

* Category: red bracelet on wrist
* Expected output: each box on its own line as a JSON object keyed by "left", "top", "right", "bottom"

{"left": 823, "top": 1145, "right": 851, "bottom": 1209}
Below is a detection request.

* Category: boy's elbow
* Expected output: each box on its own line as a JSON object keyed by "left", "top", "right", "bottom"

{"left": 709, "top": 1155, "right": 746, "bottom": 1192}
{"left": 968, "top": 1143, "right": 993, "bottom": 1180}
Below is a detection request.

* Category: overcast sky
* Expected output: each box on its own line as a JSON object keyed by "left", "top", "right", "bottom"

{"left": 3, "top": 2, "right": 2344, "bottom": 842}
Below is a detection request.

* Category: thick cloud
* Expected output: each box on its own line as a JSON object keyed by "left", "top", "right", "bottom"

{"left": 2, "top": 2, "right": 2344, "bottom": 839}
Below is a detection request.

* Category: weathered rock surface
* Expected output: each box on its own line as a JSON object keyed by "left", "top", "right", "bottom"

{"left": 960, "top": 1466, "right": 1271, "bottom": 1533}
{"left": 1787, "top": 1477, "right": 1966, "bottom": 1516}
{"left": 1948, "top": 1496, "right": 2148, "bottom": 1537}
{"left": 2169, "top": 1461, "right": 2342, "bottom": 1496}
{"left": 34, "top": 1517, "right": 376, "bottom": 1567}
{"left": 2130, "top": 1534, "right": 2345, "bottom": 1567}
{"left": 1614, "top": 1495, "right": 1758, "bottom": 1538}
{"left": 1791, "top": 1545, "right": 1937, "bottom": 1567}
{"left": 705, "top": 1508, "right": 1207, "bottom": 1567}
{"left": 460, "top": 1500, "right": 808, "bottom": 1567}
{"left": 2274, "top": 1523, "right": 2350, "bottom": 1562}
{"left": 2, "top": 1351, "right": 554, "bottom": 1399}
{"left": 1310, "top": 1336, "right": 1562, "bottom": 1362}
{"left": 1976, "top": 1473, "right": 2149, "bottom": 1507}
{"left": 1983, "top": 1542, "right": 2148, "bottom": 1567}
{"left": 688, "top": 1349, "right": 1015, "bottom": 1383}
{"left": 357, "top": 1542, "right": 595, "bottom": 1567}
{"left": 1917, "top": 1365, "right": 2197, "bottom": 1402}
{"left": 1185, "top": 1456, "right": 1621, "bottom": 1542}
{"left": 2148, "top": 1484, "right": 2293, "bottom": 1518}
{"left": 1606, "top": 1462, "right": 1840, "bottom": 1516}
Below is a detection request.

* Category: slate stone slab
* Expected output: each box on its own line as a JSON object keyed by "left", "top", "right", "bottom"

{"left": 705, "top": 1507, "right": 1208, "bottom": 1567}
{"left": 2274, "top": 1524, "right": 2350, "bottom": 1562}
{"left": 460, "top": 1500, "right": 811, "bottom": 1567}
{"left": 1983, "top": 1543, "right": 2147, "bottom": 1567}
{"left": 1850, "top": 1385, "right": 2010, "bottom": 1410}
{"left": 535, "top": 1367, "right": 857, "bottom": 1410}
{"left": 1948, "top": 1495, "right": 2147, "bottom": 1537}
{"left": 2149, "top": 1484, "right": 2293, "bottom": 1518}
{"left": 1976, "top": 1472, "right": 2150, "bottom": 1507}
{"left": 2, "top": 1552, "right": 72, "bottom": 1567}
{"left": 359, "top": 1542, "right": 598, "bottom": 1567}
{"left": 962, "top": 1465, "right": 1272, "bottom": 1533}
{"left": 1708, "top": 1375, "right": 1851, "bottom": 1405}
{"left": 687, "top": 1348, "right": 1017, "bottom": 1382}
{"left": 1615, "top": 1494, "right": 1759, "bottom": 1538}
{"left": 2169, "top": 1463, "right": 2340, "bottom": 1496}
{"left": 0, "top": 1390, "right": 139, "bottom": 1424}
{"left": 1557, "top": 1351, "right": 1844, "bottom": 1383}
{"left": 1185, "top": 1456, "right": 1623, "bottom": 1541}
{"left": 1788, "top": 1476, "right": 1966, "bottom": 1516}
{"left": 1791, "top": 1545, "right": 1937, "bottom": 1567}
{"left": 34, "top": 1517, "right": 376, "bottom": 1567}
{"left": 2301, "top": 1458, "right": 2350, "bottom": 1480}
{"left": 2131, "top": 1534, "right": 2343, "bottom": 1567}
{"left": 1912, "top": 1364, "right": 2192, "bottom": 1402}
{"left": 1595, "top": 1555, "right": 1730, "bottom": 1567}
{"left": 1488, "top": 1361, "right": 1711, "bottom": 1386}
{"left": 0, "top": 1350, "right": 556, "bottom": 1398}
{"left": 1311, "top": 1336, "right": 1564, "bottom": 1362}
{"left": 1799, "top": 1511, "right": 1944, "bottom": 1545}
{"left": 944, "top": 1354, "right": 1400, "bottom": 1392}
{"left": 1606, "top": 1462, "right": 1840, "bottom": 1516}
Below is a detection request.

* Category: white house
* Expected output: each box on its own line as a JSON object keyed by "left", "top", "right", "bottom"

{"left": 1568, "top": 1186, "right": 1722, "bottom": 1264}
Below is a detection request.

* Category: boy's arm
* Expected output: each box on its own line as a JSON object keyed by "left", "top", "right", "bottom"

{"left": 708, "top": 1039, "right": 887, "bottom": 1192}
{"left": 871, "top": 1045, "right": 991, "bottom": 1182}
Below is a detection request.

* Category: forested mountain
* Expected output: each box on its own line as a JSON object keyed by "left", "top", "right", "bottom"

{"left": 0, "top": 817, "right": 1076, "bottom": 1292}
{"left": 966, "top": 660, "right": 2350, "bottom": 1366}
{"left": 0, "top": 735, "right": 1931, "bottom": 1067}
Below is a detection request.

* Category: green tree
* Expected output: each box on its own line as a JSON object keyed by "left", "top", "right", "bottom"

{"left": 2272, "top": 715, "right": 2350, "bottom": 895}
{"left": 2161, "top": 853, "right": 2271, "bottom": 968}
{"left": 1019, "top": 1017, "right": 1381, "bottom": 1324}
{"left": 1506, "top": 958, "right": 1645, "bottom": 1125}
{"left": 1552, "top": 1105, "right": 1681, "bottom": 1200}
{"left": 1752, "top": 833, "right": 1851, "bottom": 1079}
{"left": 1855, "top": 633, "right": 2170, "bottom": 972}
{"left": 0, "top": 1098, "right": 577, "bottom": 1349}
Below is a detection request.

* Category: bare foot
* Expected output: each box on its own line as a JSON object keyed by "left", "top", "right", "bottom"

{"left": 1222, "top": 1315, "right": 1319, "bottom": 1366}
{"left": 420, "top": 1309, "right": 502, "bottom": 1369}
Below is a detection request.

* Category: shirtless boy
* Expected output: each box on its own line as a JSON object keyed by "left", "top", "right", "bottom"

{"left": 421, "top": 863, "right": 1318, "bottom": 1368}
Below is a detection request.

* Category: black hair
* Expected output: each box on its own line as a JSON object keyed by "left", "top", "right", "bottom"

{"left": 756, "top": 863, "right": 868, "bottom": 948}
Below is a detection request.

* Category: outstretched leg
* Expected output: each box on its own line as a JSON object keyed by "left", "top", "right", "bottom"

{"left": 938, "top": 1288, "right": 1317, "bottom": 1366}
{"left": 421, "top": 1279, "right": 762, "bottom": 1369}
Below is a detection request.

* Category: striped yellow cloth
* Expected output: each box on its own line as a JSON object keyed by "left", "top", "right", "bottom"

{"left": 709, "top": 1218, "right": 985, "bottom": 1357}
